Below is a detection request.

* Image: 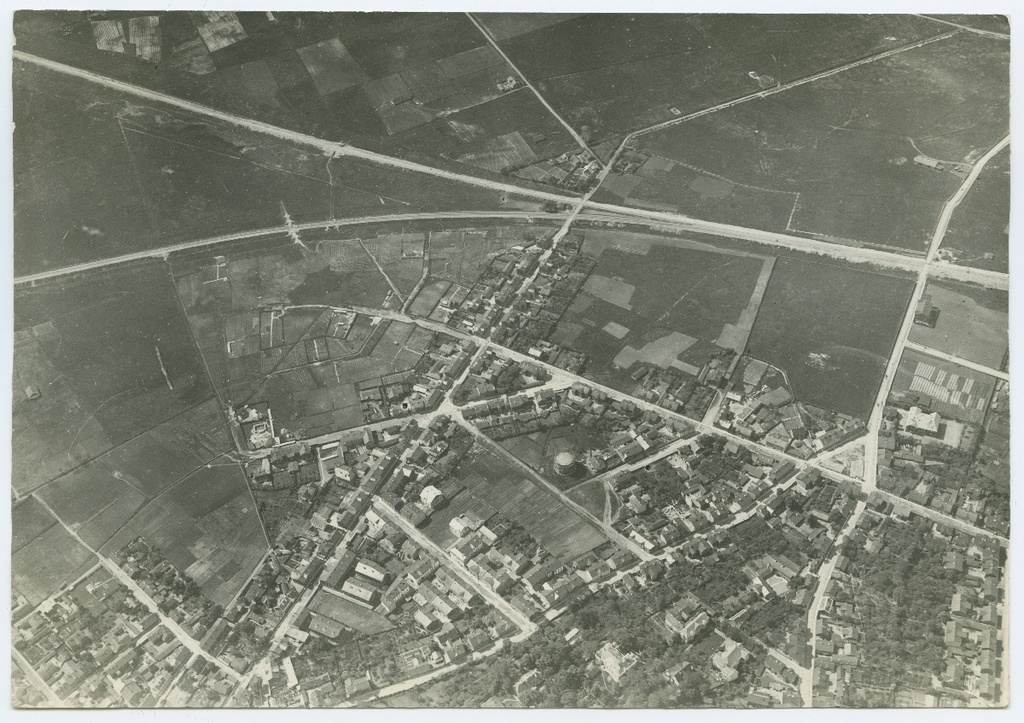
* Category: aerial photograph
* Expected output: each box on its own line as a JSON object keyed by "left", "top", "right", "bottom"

{"left": 8, "top": 9, "right": 1010, "bottom": 710}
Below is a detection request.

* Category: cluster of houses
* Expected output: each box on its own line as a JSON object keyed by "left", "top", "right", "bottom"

{"left": 940, "top": 535, "right": 1005, "bottom": 704}
{"left": 490, "top": 233, "right": 593, "bottom": 375}
{"left": 439, "top": 511, "right": 617, "bottom": 619}
{"left": 718, "top": 361, "right": 864, "bottom": 457}
{"left": 357, "top": 337, "right": 475, "bottom": 424}
{"left": 233, "top": 401, "right": 278, "bottom": 450}
{"left": 515, "top": 148, "right": 603, "bottom": 192}
{"left": 466, "top": 384, "right": 691, "bottom": 474}
{"left": 627, "top": 360, "right": 729, "bottom": 422}
{"left": 746, "top": 653, "right": 805, "bottom": 707}
{"left": 434, "top": 245, "right": 541, "bottom": 336}
{"left": 611, "top": 439, "right": 798, "bottom": 554}
{"left": 11, "top": 567, "right": 196, "bottom": 707}
{"left": 253, "top": 508, "right": 519, "bottom": 706}
{"left": 760, "top": 469, "right": 862, "bottom": 558}
{"left": 452, "top": 350, "right": 551, "bottom": 404}
{"left": 113, "top": 538, "right": 222, "bottom": 642}
{"left": 877, "top": 400, "right": 1007, "bottom": 535}
{"left": 813, "top": 507, "right": 1006, "bottom": 707}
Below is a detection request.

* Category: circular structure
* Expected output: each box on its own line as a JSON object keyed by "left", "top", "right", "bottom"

{"left": 554, "top": 451, "right": 577, "bottom": 477}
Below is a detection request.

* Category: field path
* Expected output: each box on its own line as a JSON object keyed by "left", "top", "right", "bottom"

{"left": 452, "top": 414, "right": 654, "bottom": 561}
{"left": 629, "top": 30, "right": 958, "bottom": 140}
{"left": 30, "top": 494, "right": 243, "bottom": 683}
{"left": 14, "top": 50, "right": 1007, "bottom": 292}
{"left": 861, "top": 133, "right": 1010, "bottom": 491}
{"left": 467, "top": 12, "right": 605, "bottom": 167}
{"left": 903, "top": 340, "right": 1008, "bottom": 381}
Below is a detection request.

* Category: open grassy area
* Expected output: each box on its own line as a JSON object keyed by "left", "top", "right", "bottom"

{"left": 12, "top": 61, "right": 156, "bottom": 275}
{"left": 13, "top": 263, "right": 213, "bottom": 495}
{"left": 12, "top": 497, "right": 59, "bottom": 553}
{"left": 12, "top": 506, "right": 97, "bottom": 606}
{"left": 746, "top": 258, "right": 914, "bottom": 419}
{"left": 908, "top": 281, "right": 1007, "bottom": 371}
{"left": 308, "top": 589, "right": 395, "bottom": 635}
{"left": 454, "top": 445, "right": 607, "bottom": 562}
{"left": 102, "top": 463, "right": 268, "bottom": 607}
{"left": 553, "top": 231, "right": 767, "bottom": 388}
{"left": 173, "top": 239, "right": 395, "bottom": 405}
{"left": 253, "top": 319, "right": 427, "bottom": 437}
{"left": 12, "top": 11, "right": 579, "bottom": 186}
{"left": 13, "top": 56, "right": 521, "bottom": 278}
{"left": 566, "top": 480, "right": 607, "bottom": 519}
{"left": 633, "top": 32, "right": 1008, "bottom": 252}
{"left": 493, "top": 14, "right": 943, "bottom": 140}
{"left": 940, "top": 145, "right": 1009, "bottom": 272}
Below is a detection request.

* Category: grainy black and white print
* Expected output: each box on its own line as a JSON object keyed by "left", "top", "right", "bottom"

{"left": 10, "top": 10, "right": 1009, "bottom": 709}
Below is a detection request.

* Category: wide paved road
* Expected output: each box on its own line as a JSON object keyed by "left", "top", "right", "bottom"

{"left": 14, "top": 49, "right": 1008, "bottom": 293}
{"left": 12, "top": 211, "right": 571, "bottom": 285}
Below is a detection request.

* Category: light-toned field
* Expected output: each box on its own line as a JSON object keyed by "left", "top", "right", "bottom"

{"left": 612, "top": 330, "right": 697, "bottom": 369}
{"left": 583, "top": 274, "right": 635, "bottom": 309}
{"left": 309, "top": 589, "right": 395, "bottom": 635}
{"left": 909, "top": 283, "right": 1007, "bottom": 370}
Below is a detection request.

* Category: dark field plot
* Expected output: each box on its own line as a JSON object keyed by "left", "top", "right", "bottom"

{"left": 14, "top": 56, "right": 519, "bottom": 277}
{"left": 12, "top": 497, "right": 58, "bottom": 554}
{"left": 36, "top": 399, "right": 232, "bottom": 548}
{"left": 408, "top": 279, "right": 451, "bottom": 318}
{"left": 173, "top": 239, "right": 395, "bottom": 403}
{"left": 746, "top": 258, "right": 914, "bottom": 419}
{"left": 252, "top": 320, "right": 428, "bottom": 438}
{"left": 102, "top": 463, "right": 268, "bottom": 607}
{"left": 908, "top": 282, "right": 1008, "bottom": 371}
{"left": 12, "top": 517, "right": 97, "bottom": 606}
{"left": 12, "top": 11, "right": 578, "bottom": 185}
{"left": 552, "top": 232, "right": 766, "bottom": 388}
{"left": 941, "top": 145, "right": 1010, "bottom": 272}
{"left": 12, "top": 263, "right": 213, "bottom": 494}
{"left": 493, "top": 14, "right": 943, "bottom": 140}
{"left": 13, "top": 61, "right": 156, "bottom": 275}
{"left": 634, "top": 32, "right": 1009, "bottom": 251}
{"left": 476, "top": 13, "right": 584, "bottom": 41}
{"left": 390, "top": 89, "right": 579, "bottom": 174}
{"left": 454, "top": 445, "right": 607, "bottom": 562}
{"left": 120, "top": 121, "right": 330, "bottom": 240}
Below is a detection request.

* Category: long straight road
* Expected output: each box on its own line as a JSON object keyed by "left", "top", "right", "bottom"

{"left": 31, "top": 495, "right": 242, "bottom": 682}
{"left": 862, "top": 133, "right": 1010, "bottom": 489}
{"left": 804, "top": 498, "right": 868, "bottom": 706}
{"left": 12, "top": 210, "right": 570, "bottom": 286}
{"left": 14, "top": 49, "right": 1008, "bottom": 293}
{"left": 631, "top": 30, "right": 957, "bottom": 140}
{"left": 12, "top": 647, "right": 65, "bottom": 707}
{"left": 875, "top": 490, "right": 1007, "bottom": 542}
{"left": 562, "top": 435, "right": 698, "bottom": 494}
{"left": 13, "top": 50, "right": 582, "bottom": 206}
{"left": 466, "top": 13, "right": 603, "bottom": 166}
